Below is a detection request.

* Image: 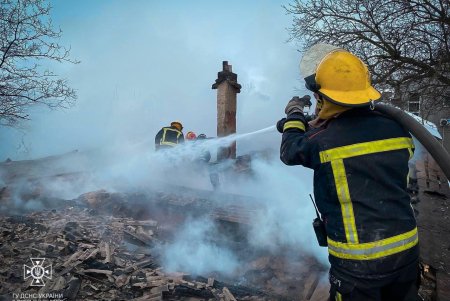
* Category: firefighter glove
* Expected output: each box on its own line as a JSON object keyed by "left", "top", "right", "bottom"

{"left": 285, "top": 95, "right": 312, "bottom": 115}
{"left": 277, "top": 118, "right": 286, "bottom": 133}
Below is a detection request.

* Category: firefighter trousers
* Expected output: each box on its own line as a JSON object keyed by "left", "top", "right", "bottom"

{"left": 328, "top": 262, "right": 420, "bottom": 301}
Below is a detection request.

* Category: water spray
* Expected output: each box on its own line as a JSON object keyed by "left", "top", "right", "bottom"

{"left": 152, "top": 125, "right": 277, "bottom": 161}
{"left": 211, "top": 125, "right": 276, "bottom": 146}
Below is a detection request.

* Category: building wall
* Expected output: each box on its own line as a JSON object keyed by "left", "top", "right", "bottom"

{"left": 427, "top": 107, "right": 450, "bottom": 154}
{"left": 390, "top": 95, "right": 450, "bottom": 154}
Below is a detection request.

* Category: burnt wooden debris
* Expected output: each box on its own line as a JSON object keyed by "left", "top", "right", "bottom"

{"left": 1, "top": 152, "right": 444, "bottom": 300}
{"left": 0, "top": 207, "right": 279, "bottom": 300}
{"left": 0, "top": 202, "right": 329, "bottom": 300}
{"left": 0, "top": 183, "right": 442, "bottom": 300}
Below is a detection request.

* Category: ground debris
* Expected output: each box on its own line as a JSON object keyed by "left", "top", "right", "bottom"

{"left": 223, "top": 287, "right": 238, "bottom": 301}
{"left": 0, "top": 206, "right": 277, "bottom": 300}
{"left": 0, "top": 207, "right": 159, "bottom": 300}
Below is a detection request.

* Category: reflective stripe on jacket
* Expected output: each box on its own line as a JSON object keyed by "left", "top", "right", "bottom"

{"left": 280, "top": 108, "right": 418, "bottom": 274}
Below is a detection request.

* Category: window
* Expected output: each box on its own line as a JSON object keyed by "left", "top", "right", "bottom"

{"left": 408, "top": 93, "right": 420, "bottom": 116}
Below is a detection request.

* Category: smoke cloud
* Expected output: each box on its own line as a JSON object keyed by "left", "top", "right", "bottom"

{"left": 0, "top": 0, "right": 329, "bottom": 280}
{"left": 1, "top": 132, "right": 329, "bottom": 275}
{"left": 0, "top": 0, "right": 306, "bottom": 161}
{"left": 162, "top": 217, "right": 241, "bottom": 276}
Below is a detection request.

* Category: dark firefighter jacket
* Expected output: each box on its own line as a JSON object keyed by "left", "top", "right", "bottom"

{"left": 155, "top": 126, "right": 184, "bottom": 149}
{"left": 280, "top": 108, "right": 419, "bottom": 276}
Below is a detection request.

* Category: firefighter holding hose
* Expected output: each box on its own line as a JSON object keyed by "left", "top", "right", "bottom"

{"left": 278, "top": 49, "right": 419, "bottom": 300}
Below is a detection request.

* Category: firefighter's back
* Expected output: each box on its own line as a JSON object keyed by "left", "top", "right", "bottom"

{"left": 309, "top": 108, "right": 419, "bottom": 278}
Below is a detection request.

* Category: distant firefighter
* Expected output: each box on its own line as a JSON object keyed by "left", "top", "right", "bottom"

{"left": 185, "top": 131, "right": 197, "bottom": 141}
{"left": 195, "top": 134, "right": 211, "bottom": 163}
{"left": 195, "top": 133, "right": 217, "bottom": 190}
{"left": 155, "top": 121, "right": 184, "bottom": 151}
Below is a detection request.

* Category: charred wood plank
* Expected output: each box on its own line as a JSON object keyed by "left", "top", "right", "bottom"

{"left": 124, "top": 259, "right": 156, "bottom": 273}
{"left": 123, "top": 229, "right": 153, "bottom": 246}
{"left": 64, "top": 277, "right": 81, "bottom": 301}
{"left": 184, "top": 275, "right": 288, "bottom": 300}
{"left": 172, "top": 284, "right": 214, "bottom": 298}
{"left": 223, "top": 287, "right": 237, "bottom": 301}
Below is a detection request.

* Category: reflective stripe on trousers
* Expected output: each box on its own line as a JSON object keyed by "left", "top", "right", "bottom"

{"left": 319, "top": 137, "right": 416, "bottom": 260}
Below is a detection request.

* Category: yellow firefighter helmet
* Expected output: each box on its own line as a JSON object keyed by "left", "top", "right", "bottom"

{"left": 170, "top": 121, "right": 183, "bottom": 131}
{"left": 314, "top": 50, "right": 381, "bottom": 106}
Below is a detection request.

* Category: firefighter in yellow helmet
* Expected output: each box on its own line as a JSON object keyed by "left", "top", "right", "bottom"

{"left": 277, "top": 50, "right": 419, "bottom": 301}
{"left": 155, "top": 121, "right": 184, "bottom": 151}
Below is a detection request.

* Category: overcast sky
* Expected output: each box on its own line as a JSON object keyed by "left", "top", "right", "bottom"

{"left": 0, "top": 0, "right": 308, "bottom": 160}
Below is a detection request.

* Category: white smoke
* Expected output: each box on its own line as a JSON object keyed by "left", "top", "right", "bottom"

{"left": 161, "top": 217, "right": 241, "bottom": 276}
{"left": 246, "top": 159, "right": 327, "bottom": 261}
{"left": 0, "top": 0, "right": 327, "bottom": 285}
{"left": 157, "top": 155, "right": 329, "bottom": 276}
{"left": 1, "top": 129, "right": 330, "bottom": 275}
{"left": 138, "top": 133, "right": 330, "bottom": 274}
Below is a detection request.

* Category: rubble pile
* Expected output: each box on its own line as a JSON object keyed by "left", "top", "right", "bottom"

{"left": 0, "top": 206, "right": 317, "bottom": 300}
{"left": 73, "top": 190, "right": 330, "bottom": 300}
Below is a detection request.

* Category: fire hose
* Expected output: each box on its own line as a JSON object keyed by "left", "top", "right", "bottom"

{"left": 298, "top": 43, "right": 450, "bottom": 180}
{"left": 375, "top": 103, "right": 450, "bottom": 180}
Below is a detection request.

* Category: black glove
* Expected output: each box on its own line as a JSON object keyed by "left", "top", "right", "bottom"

{"left": 277, "top": 118, "right": 286, "bottom": 133}
{"left": 285, "top": 95, "right": 312, "bottom": 115}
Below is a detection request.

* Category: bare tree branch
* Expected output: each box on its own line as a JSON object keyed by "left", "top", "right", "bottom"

{"left": 0, "top": 0, "right": 79, "bottom": 127}
{"left": 285, "top": 0, "right": 450, "bottom": 118}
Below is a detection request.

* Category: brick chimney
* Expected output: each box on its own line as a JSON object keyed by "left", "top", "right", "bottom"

{"left": 212, "top": 61, "right": 241, "bottom": 160}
